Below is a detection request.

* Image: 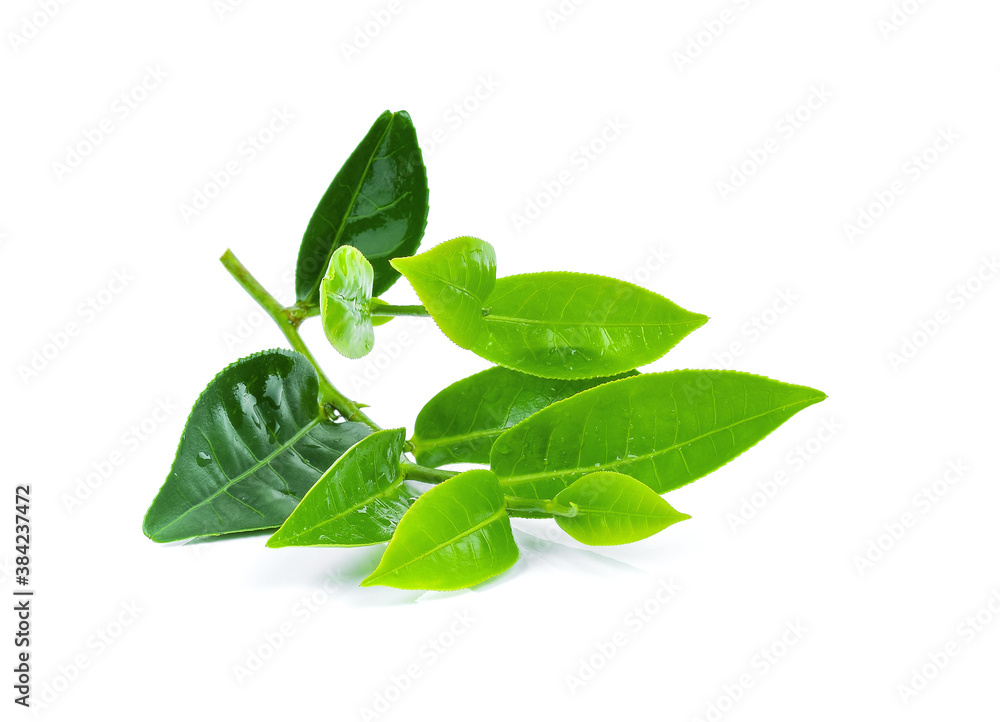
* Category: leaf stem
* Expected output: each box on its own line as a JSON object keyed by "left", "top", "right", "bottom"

{"left": 219, "top": 249, "right": 381, "bottom": 431}
{"left": 400, "top": 462, "right": 458, "bottom": 484}
{"left": 399, "top": 463, "right": 579, "bottom": 517}
{"left": 370, "top": 303, "right": 430, "bottom": 318}
{"left": 504, "top": 496, "right": 579, "bottom": 518}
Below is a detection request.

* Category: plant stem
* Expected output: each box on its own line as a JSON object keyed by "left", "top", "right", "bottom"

{"left": 286, "top": 300, "right": 319, "bottom": 326}
{"left": 219, "top": 249, "right": 381, "bottom": 431}
{"left": 504, "top": 496, "right": 579, "bottom": 518}
{"left": 401, "top": 462, "right": 458, "bottom": 484}
{"left": 371, "top": 303, "right": 430, "bottom": 317}
{"left": 400, "top": 464, "right": 579, "bottom": 517}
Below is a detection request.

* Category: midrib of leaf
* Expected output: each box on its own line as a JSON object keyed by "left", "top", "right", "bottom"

{"left": 499, "top": 397, "right": 822, "bottom": 486}
{"left": 484, "top": 315, "right": 702, "bottom": 328}
{"left": 278, "top": 474, "right": 407, "bottom": 541}
{"left": 572, "top": 505, "right": 677, "bottom": 521}
{"left": 367, "top": 506, "right": 507, "bottom": 582}
{"left": 414, "top": 427, "right": 502, "bottom": 451}
{"left": 149, "top": 418, "right": 321, "bottom": 537}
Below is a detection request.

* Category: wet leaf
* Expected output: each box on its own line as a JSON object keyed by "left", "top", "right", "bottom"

{"left": 320, "top": 246, "right": 375, "bottom": 358}
{"left": 296, "top": 110, "right": 428, "bottom": 303}
{"left": 143, "top": 350, "right": 370, "bottom": 543}
{"left": 267, "top": 429, "right": 412, "bottom": 547}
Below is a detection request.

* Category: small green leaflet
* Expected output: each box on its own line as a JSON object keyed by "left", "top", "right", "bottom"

{"left": 266, "top": 429, "right": 412, "bottom": 548}
{"left": 411, "top": 366, "right": 637, "bottom": 467}
{"left": 320, "top": 246, "right": 376, "bottom": 359}
{"left": 295, "top": 110, "right": 429, "bottom": 304}
{"left": 491, "top": 370, "right": 826, "bottom": 500}
{"left": 553, "top": 472, "right": 690, "bottom": 546}
{"left": 362, "top": 469, "right": 519, "bottom": 591}
{"left": 390, "top": 236, "right": 496, "bottom": 345}
{"left": 392, "top": 237, "right": 707, "bottom": 379}
{"left": 143, "top": 350, "right": 371, "bottom": 543}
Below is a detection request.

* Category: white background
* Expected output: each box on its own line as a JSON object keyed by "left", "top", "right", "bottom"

{"left": 3, "top": 1, "right": 999, "bottom": 720}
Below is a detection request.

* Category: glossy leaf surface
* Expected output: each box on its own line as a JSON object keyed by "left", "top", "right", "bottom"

{"left": 361, "top": 469, "right": 519, "bottom": 591}
{"left": 553, "top": 472, "right": 690, "bottom": 546}
{"left": 390, "top": 236, "right": 495, "bottom": 345}
{"left": 266, "top": 429, "right": 412, "bottom": 548}
{"left": 491, "top": 371, "right": 826, "bottom": 499}
{"left": 143, "top": 350, "right": 370, "bottom": 543}
{"left": 411, "top": 366, "right": 637, "bottom": 467}
{"left": 320, "top": 246, "right": 375, "bottom": 358}
{"left": 295, "top": 110, "right": 428, "bottom": 303}
{"left": 393, "top": 237, "right": 707, "bottom": 379}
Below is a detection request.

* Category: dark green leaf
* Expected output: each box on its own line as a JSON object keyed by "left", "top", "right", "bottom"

{"left": 553, "top": 471, "right": 690, "bottom": 546}
{"left": 143, "top": 350, "right": 370, "bottom": 543}
{"left": 491, "top": 370, "right": 826, "bottom": 499}
{"left": 296, "top": 110, "right": 429, "bottom": 303}
{"left": 361, "top": 469, "right": 519, "bottom": 591}
{"left": 411, "top": 366, "right": 637, "bottom": 467}
{"left": 266, "top": 428, "right": 412, "bottom": 548}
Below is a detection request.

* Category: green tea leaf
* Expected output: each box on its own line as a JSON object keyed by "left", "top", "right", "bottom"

{"left": 390, "top": 236, "right": 496, "bottom": 346}
{"left": 477, "top": 273, "right": 707, "bottom": 379}
{"left": 295, "top": 110, "right": 429, "bottom": 303}
{"left": 553, "top": 471, "right": 690, "bottom": 546}
{"left": 361, "top": 469, "right": 519, "bottom": 591}
{"left": 411, "top": 366, "right": 637, "bottom": 467}
{"left": 143, "top": 350, "right": 370, "bottom": 543}
{"left": 320, "top": 246, "right": 375, "bottom": 358}
{"left": 491, "top": 370, "right": 826, "bottom": 500}
{"left": 266, "top": 429, "right": 412, "bottom": 548}
{"left": 392, "top": 237, "right": 707, "bottom": 379}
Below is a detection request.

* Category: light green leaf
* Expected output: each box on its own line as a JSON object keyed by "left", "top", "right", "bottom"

{"left": 320, "top": 246, "right": 375, "bottom": 359}
{"left": 295, "top": 110, "right": 429, "bottom": 303}
{"left": 478, "top": 273, "right": 707, "bottom": 378}
{"left": 361, "top": 469, "right": 519, "bottom": 591}
{"left": 491, "top": 370, "right": 826, "bottom": 500}
{"left": 392, "top": 237, "right": 707, "bottom": 379}
{"left": 553, "top": 472, "right": 690, "bottom": 546}
{"left": 266, "top": 429, "right": 412, "bottom": 548}
{"left": 411, "top": 366, "right": 637, "bottom": 467}
{"left": 143, "top": 350, "right": 371, "bottom": 543}
{"left": 390, "top": 236, "right": 496, "bottom": 346}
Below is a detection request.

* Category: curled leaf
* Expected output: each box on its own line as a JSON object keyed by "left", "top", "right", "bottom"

{"left": 320, "top": 246, "right": 376, "bottom": 358}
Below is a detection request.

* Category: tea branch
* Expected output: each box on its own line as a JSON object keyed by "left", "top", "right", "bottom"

{"left": 220, "top": 249, "right": 381, "bottom": 431}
